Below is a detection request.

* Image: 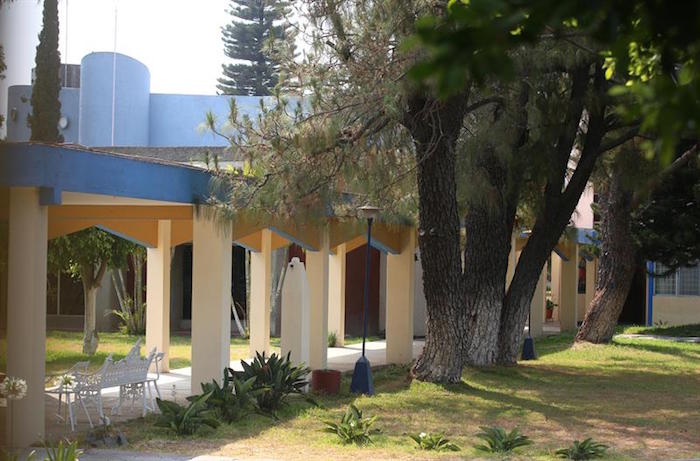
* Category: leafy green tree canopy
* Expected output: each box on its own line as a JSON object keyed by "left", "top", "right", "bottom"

{"left": 411, "top": 0, "right": 699, "bottom": 159}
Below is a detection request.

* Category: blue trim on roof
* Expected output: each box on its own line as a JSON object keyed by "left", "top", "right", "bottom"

{"left": 0, "top": 143, "right": 215, "bottom": 204}
{"left": 577, "top": 228, "right": 599, "bottom": 246}
{"left": 269, "top": 226, "right": 319, "bottom": 252}
{"left": 646, "top": 261, "right": 655, "bottom": 326}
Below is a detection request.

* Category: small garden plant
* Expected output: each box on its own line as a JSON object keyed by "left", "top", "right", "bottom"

{"left": 232, "top": 351, "right": 310, "bottom": 413}
{"left": 327, "top": 331, "right": 338, "bottom": 348}
{"left": 474, "top": 426, "right": 533, "bottom": 453}
{"left": 323, "top": 404, "right": 381, "bottom": 445}
{"left": 409, "top": 432, "right": 460, "bottom": 451}
{"left": 155, "top": 392, "right": 220, "bottom": 435}
{"left": 191, "top": 368, "right": 257, "bottom": 423}
{"left": 556, "top": 438, "right": 609, "bottom": 459}
{"left": 2, "top": 439, "right": 82, "bottom": 461}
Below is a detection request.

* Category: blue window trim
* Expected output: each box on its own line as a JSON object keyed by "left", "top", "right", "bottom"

{"left": 646, "top": 261, "right": 654, "bottom": 326}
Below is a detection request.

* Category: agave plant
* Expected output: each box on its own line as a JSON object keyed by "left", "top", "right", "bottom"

{"left": 232, "top": 351, "right": 310, "bottom": 412}
{"left": 190, "top": 368, "right": 257, "bottom": 423}
{"left": 556, "top": 438, "right": 609, "bottom": 459}
{"left": 410, "top": 432, "right": 460, "bottom": 451}
{"left": 155, "top": 392, "right": 220, "bottom": 435}
{"left": 474, "top": 426, "right": 533, "bottom": 453}
{"left": 323, "top": 404, "right": 381, "bottom": 445}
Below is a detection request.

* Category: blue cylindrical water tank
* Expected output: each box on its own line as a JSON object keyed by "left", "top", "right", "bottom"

{"left": 79, "top": 52, "right": 150, "bottom": 147}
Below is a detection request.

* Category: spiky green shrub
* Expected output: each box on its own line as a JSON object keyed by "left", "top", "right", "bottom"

{"left": 190, "top": 368, "right": 257, "bottom": 423}
{"left": 232, "top": 351, "right": 310, "bottom": 412}
{"left": 474, "top": 426, "right": 533, "bottom": 453}
{"left": 323, "top": 404, "right": 381, "bottom": 445}
{"left": 556, "top": 438, "right": 609, "bottom": 459}
{"left": 155, "top": 392, "right": 220, "bottom": 435}
{"left": 410, "top": 432, "right": 460, "bottom": 451}
{"left": 327, "top": 331, "right": 338, "bottom": 348}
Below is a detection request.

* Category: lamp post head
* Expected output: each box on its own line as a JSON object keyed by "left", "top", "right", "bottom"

{"left": 358, "top": 205, "right": 380, "bottom": 221}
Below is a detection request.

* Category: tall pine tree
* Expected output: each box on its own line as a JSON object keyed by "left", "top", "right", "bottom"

{"left": 217, "top": 0, "right": 292, "bottom": 96}
{"left": 29, "top": 0, "right": 63, "bottom": 143}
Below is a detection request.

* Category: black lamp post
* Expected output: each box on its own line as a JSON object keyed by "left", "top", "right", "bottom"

{"left": 350, "top": 204, "right": 379, "bottom": 395}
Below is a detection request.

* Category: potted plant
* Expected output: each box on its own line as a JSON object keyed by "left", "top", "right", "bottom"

{"left": 546, "top": 299, "right": 557, "bottom": 321}
{"left": 311, "top": 369, "right": 341, "bottom": 395}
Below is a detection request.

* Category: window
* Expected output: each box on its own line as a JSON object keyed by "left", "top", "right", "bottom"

{"left": 654, "top": 263, "right": 677, "bottom": 295}
{"left": 654, "top": 262, "right": 700, "bottom": 296}
{"left": 679, "top": 265, "right": 700, "bottom": 296}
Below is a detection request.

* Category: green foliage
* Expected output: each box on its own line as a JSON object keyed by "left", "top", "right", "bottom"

{"left": 411, "top": 0, "right": 699, "bottom": 158}
{"left": 327, "top": 331, "right": 338, "bottom": 348}
{"left": 155, "top": 392, "right": 220, "bottom": 435}
{"left": 556, "top": 438, "right": 609, "bottom": 459}
{"left": 189, "top": 368, "right": 257, "bottom": 423}
{"left": 632, "top": 156, "right": 700, "bottom": 271}
{"left": 29, "top": 0, "right": 63, "bottom": 142}
{"left": 110, "top": 297, "right": 146, "bottom": 336}
{"left": 43, "top": 439, "right": 83, "bottom": 461}
{"left": 48, "top": 227, "right": 137, "bottom": 289}
{"left": 0, "top": 43, "right": 5, "bottom": 130}
{"left": 1, "top": 439, "right": 82, "bottom": 461}
{"left": 322, "top": 404, "right": 381, "bottom": 445}
{"left": 232, "top": 351, "right": 310, "bottom": 413}
{"left": 474, "top": 426, "right": 533, "bottom": 453}
{"left": 217, "top": 0, "right": 294, "bottom": 96}
{"left": 409, "top": 432, "right": 460, "bottom": 451}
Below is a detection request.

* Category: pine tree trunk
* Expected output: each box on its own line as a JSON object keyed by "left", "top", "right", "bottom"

{"left": 462, "top": 152, "right": 515, "bottom": 366}
{"left": 82, "top": 279, "right": 99, "bottom": 355}
{"left": 404, "top": 93, "right": 469, "bottom": 382}
{"left": 576, "top": 171, "right": 636, "bottom": 343}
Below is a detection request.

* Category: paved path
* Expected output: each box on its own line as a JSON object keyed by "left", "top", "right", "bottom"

{"left": 615, "top": 334, "right": 700, "bottom": 343}
{"left": 13, "top": 448, "right": 270, "bottom": 461}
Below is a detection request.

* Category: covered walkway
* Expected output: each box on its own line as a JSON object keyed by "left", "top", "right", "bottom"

{"left": 0, "top": 143, "right": 419, "bottom": 447}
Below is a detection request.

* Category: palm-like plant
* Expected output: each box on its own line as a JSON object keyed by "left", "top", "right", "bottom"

{"left": 155, "top": 392, "right": 220, "bottom": 435}
{"left": 474, "top": 426, "right": 533, "bottom": 453}
{"left": 191, "top": 368, "right": 257, "bottom": 423}
{"left": 410, "top": 432, "right": 460, "bottom": 451}
{"left": 232, "top": 351, "right": 310, "bottom": 412}
{"left": 323, "top": 404, "right": 381, "bottom": 445}
{"left": 556, "top": 438, "right": 609, "bottom": 459}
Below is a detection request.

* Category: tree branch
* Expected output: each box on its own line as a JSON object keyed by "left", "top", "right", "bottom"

{"left": 597, "top": 126, "right": 640, "bottom": 154}
{"left": 632, "top": 143, "right": 699, "bottom": 208}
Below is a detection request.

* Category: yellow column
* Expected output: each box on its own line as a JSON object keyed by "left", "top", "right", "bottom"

{"left": 506, "top": 231, "right": 517, "bottom": 287}
{"left": 146, "top": 220, "right": 172, "bottom": 372}
{"left": 6, "top": 188, "right": 47, "bottom": 447}
{"left": 306, "top": 227, "right": 329, "bottom": 370}
{"left": 327, "top": 243, "right": 346, "bottom": 347}
{"left": 529, "top": 267, "right": 546, "bottom": 338}
{"left": 191, "top": 212, "right": 232, "bottom": 388}
{"left": 559, "top": 244, "right": 579, "bottom": 332}
{"left": 249, "top": 228, "right": 272, "bottom": 356}
{"left": 550, "top": 252, "right": 561, "bottom": 315}
{"left": 386, "top": 230, "right": 416, "bottom": 364}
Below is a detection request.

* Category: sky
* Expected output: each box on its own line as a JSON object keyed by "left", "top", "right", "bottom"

{"left": 0, "top": 0, "right": 235, "bottom": 136}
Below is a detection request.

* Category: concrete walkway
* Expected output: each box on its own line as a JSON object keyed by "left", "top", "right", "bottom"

{"left": 615, "top": 333, "right": 700, "bottom": 343}
{"left": 13, "top": 448, "right": 264, "bottom": 461}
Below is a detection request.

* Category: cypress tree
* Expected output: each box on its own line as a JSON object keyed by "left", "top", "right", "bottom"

{"left": 217, "top": 0, "right": 292, "bottom": 96}
{"left": 29, "top": 0, "right": 63, "bottom": 143}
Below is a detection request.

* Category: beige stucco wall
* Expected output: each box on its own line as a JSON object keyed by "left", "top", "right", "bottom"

{"left": 652, "top": 296, "right": 700, "bottom": 326}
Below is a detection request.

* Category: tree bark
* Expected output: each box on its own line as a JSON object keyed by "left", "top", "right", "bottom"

{"left": 404, "top": 92, "right": 469, "bottom": 382}
{"left": 576, "top": 167, "right": 637, "bottom": 343}
{"left": 82, "top": 278, "right": 99, "bottom": 355}
{"left": 497, "top": 63, "right": 608, "bottom": 364}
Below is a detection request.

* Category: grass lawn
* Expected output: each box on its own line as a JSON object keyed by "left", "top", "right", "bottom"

{"left": 619, "top": 323, "right": 700, "bottom": 337}
{"left": 44, "top": 331, "right": 281, "bottom": 377}
{"left": 44, "top": 331, "right": 379, "bottom": 377}
{"left": 103, "top": 334, "right": 700, "bottom": 461}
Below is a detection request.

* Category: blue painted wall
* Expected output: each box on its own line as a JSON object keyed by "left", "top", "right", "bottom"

{"left": 149, "top": 93, "right": 266, "bottom": 147}
{"left": 6, "top": 86, "right": 79, "bottom": 143}
{"left": 79, "top": 52, "right": 150, "bottom": 146}
{"left": 4, "top": 52, "right": 270, "bottom": 149}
